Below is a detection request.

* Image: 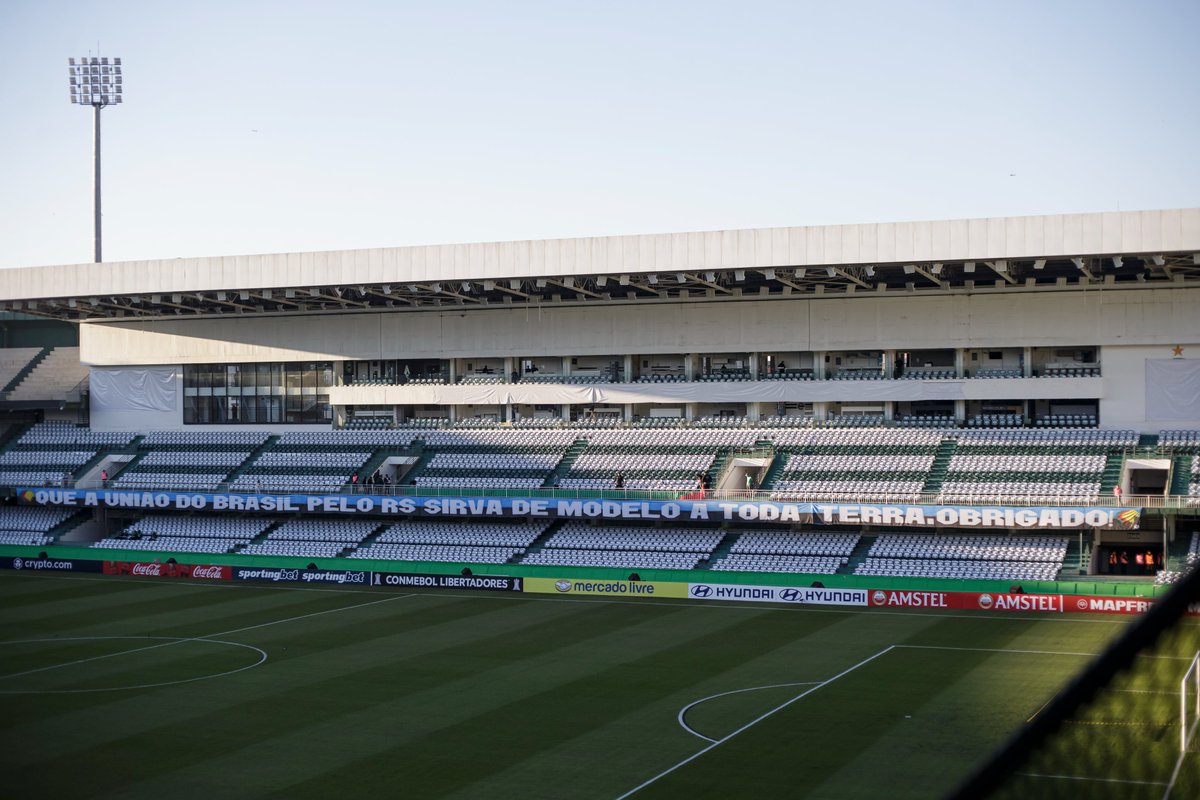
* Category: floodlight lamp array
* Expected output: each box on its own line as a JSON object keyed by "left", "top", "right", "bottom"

{"left": 68, "top": 56, "right": 123, "bottom": 106}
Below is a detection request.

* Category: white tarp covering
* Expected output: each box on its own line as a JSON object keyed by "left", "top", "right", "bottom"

{"left": 90, "top": 367, "right": 177, "bottom": 412}
{"left": 1145, "top": 359, "right": 1200, "bottom": 422}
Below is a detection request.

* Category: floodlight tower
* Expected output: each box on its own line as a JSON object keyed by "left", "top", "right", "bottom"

{"left": 68, "top": 56, "right": 123, "bottom": 263}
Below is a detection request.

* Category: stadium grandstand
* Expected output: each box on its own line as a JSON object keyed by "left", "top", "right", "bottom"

{"left": 0, "top": 207, "right": 1198, "bottom": 590}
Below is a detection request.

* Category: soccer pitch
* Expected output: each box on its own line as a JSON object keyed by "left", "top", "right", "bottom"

{"left": 1, "top": 573, "right": 1195, "bottom": 799}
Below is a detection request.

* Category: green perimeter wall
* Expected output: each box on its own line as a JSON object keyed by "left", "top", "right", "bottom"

{"left": 0, "top": 544, "right": 1168, "bottom": 599}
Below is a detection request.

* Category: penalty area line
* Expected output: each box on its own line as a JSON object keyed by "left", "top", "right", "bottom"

{"left": 0, "top": 592, "right": 414, "bottom": 681}
{"left": 615, "top": 646, "right": 896, "bottom": 799}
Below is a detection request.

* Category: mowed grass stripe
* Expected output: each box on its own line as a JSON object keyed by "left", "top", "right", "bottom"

{"left": 3, "top": 595, "right": 658, "bottom": 792}
{"left": 1, "top": 593, "right": 501, "bottom": 766}
{"left": 627, "top": 614, "right": 1121, "bottom": 800}
{"left": 0, "top": 574, "right": 156, "bottom": 610}
{"left": 0, "top": 587, "right": 402, "bottom": 700}
{"left": 259, "top": 607, "right": 852, "bottom": 799}
{"left": 814, "top": 648, "right": 1087, "bottom": 799}
{"left": 447, "top": 609, "right": 950, "bottom": 800}
{"left": 0, "top": 576, "right": 1156, "bottom": 799}
{"left": 0, "top": 578, "right": 325, "bottom": 641}
{"left": 94, "top": 601, "right": 794, "bottom": 799}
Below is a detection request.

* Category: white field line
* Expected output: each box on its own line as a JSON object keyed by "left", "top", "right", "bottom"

{"left": 894, "top": 643, "right": 1200, "bottom": 662}
{"left": 1163, "top": 752, "right": 1191, "bottom": 800}
{"left": 646, "top": 643, "right": 1194, "bottom": 797}
{"left": 614, "top": 646, "right": 896, "bottom": 800}
{"left": 677, "top": 682, "right": 821, "bottom": 742}
{"left": 0, "top": 571, "right": 1161, "bottom": 627}
{"left": 1017, "top": 772, "right": 1168, "bottom": 787}
{"left": 0, "top": 593, "right": 413, "bottom": 681}
{"left": 1163, "top": 706, "right": 1200, "bottom": 800}
{"left": 0, "top": 636, "right": 268, "bottom": 694}
{"left": 905, "top": 644, "right": 1196, "bottom": 798}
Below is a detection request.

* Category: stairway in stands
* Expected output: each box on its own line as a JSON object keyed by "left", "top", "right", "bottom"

{"left": 231, "top": 518, "right": 287, "bottom": 553}
{"left": 0, "top": 421, "right": 31, "bottom": 455}
{"left": 1, "top": 347, "right": 51, "bottom": 394}
{"left": 514, "top": 519, "right": 568, "bottom": 561}
{"left": 1169, "top": 455, "right": 1194, "bottom": 497}
{"left": 919, "top": 437, "right": 958, "bottom": 495}
{"left": 1099, "top": 451, "right": 1126, "bottom": 495}
{"left": 697, "top": 529, "right": 739, "bottom": 570}
{"left": 840, "top": 534, "right": 877, "bottom": 575}
{"left": 340, "top": 522, "right": 390, "bottom": 557}
{"left": 757, "top": 446, "right": 788, "bottom": 490}
{"left": 706, "top": 450, "right": 736, "bottom": 490}
{"left": 357, "top": 446, "right": 416, "bottom": 484}
{"left": 223, "top": 435, "right": 279, "bottom": 488}
{"left": 542, "top": 439, "right": 589, "bottom": 487}
{"left": 1060, "top": 538, "right": 1090, "bottom": 577}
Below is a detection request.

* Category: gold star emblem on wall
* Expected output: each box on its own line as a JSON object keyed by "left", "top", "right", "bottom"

{"left": 1172, "top": 345, "right": 1184, "bottom": 357}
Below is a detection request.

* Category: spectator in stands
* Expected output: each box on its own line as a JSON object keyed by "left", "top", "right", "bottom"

{"left": 614, "top": 472, "right": 624, "bottom": 489}
{"left": 100, "top": 469, "right": 108, "bottom": 487}
{"left": 778, "top": 360, "right": 786, "bottom": 372}
{"left": 745, "top": 472, "right": 754, "bottom": 492}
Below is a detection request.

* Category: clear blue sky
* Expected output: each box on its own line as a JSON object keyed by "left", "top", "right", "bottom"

{"left": 1, "top": 0, "right": 1197, "bottom": 269}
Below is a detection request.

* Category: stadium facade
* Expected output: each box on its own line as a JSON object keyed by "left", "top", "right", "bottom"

{"left": 0, "top": 208, "right": 1196, "bottom": 433}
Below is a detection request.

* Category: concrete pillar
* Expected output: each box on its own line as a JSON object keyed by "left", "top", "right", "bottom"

{"left": 504, "top": 356, "right": 514, "bottom": 383}
{"left": 447, "top": 360, "right": 458, "bottom": 384}
{"left": 749, "top": 352, "right": 759, "bottom": 379}
{"left": 1023, "top": 346, "right": 1033, "bottom": 377}
{"left": 884, "top": 349, "right": 895, "bottom": 378}
{"left": 954, "top": 399, "right": 966, "bottom": 424}
{"left": 561, "top": 403, "right": 570, "bottom": 422}
{"left": 815, "top": 351, "right": 827, "bottom": 380}
{"left": 623, "top": 403, "right": 633, "bottom": 423}
{"left": 954, "top": 348, "right": 965, "bottom": 378}
{"left": 684, "top": 354, "right": 695, "bottom": 381}
{"left": 623, "top": 354, "right": 633, "bottom": 383}
{"left": 883, "top": 402, "right": 894, "bottom": 422}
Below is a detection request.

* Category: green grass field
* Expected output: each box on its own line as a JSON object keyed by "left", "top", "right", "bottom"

{"left": 1, "top": 573, "right": 1196, "bottom": 799}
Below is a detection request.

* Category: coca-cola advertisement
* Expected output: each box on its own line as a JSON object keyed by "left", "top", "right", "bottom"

{"left": 103, "top": 561, "right": 231, "bottom": 581}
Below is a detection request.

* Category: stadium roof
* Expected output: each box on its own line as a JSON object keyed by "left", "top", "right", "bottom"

{"left": 2, "top": 208, "right": 1198, "bottom": 321}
